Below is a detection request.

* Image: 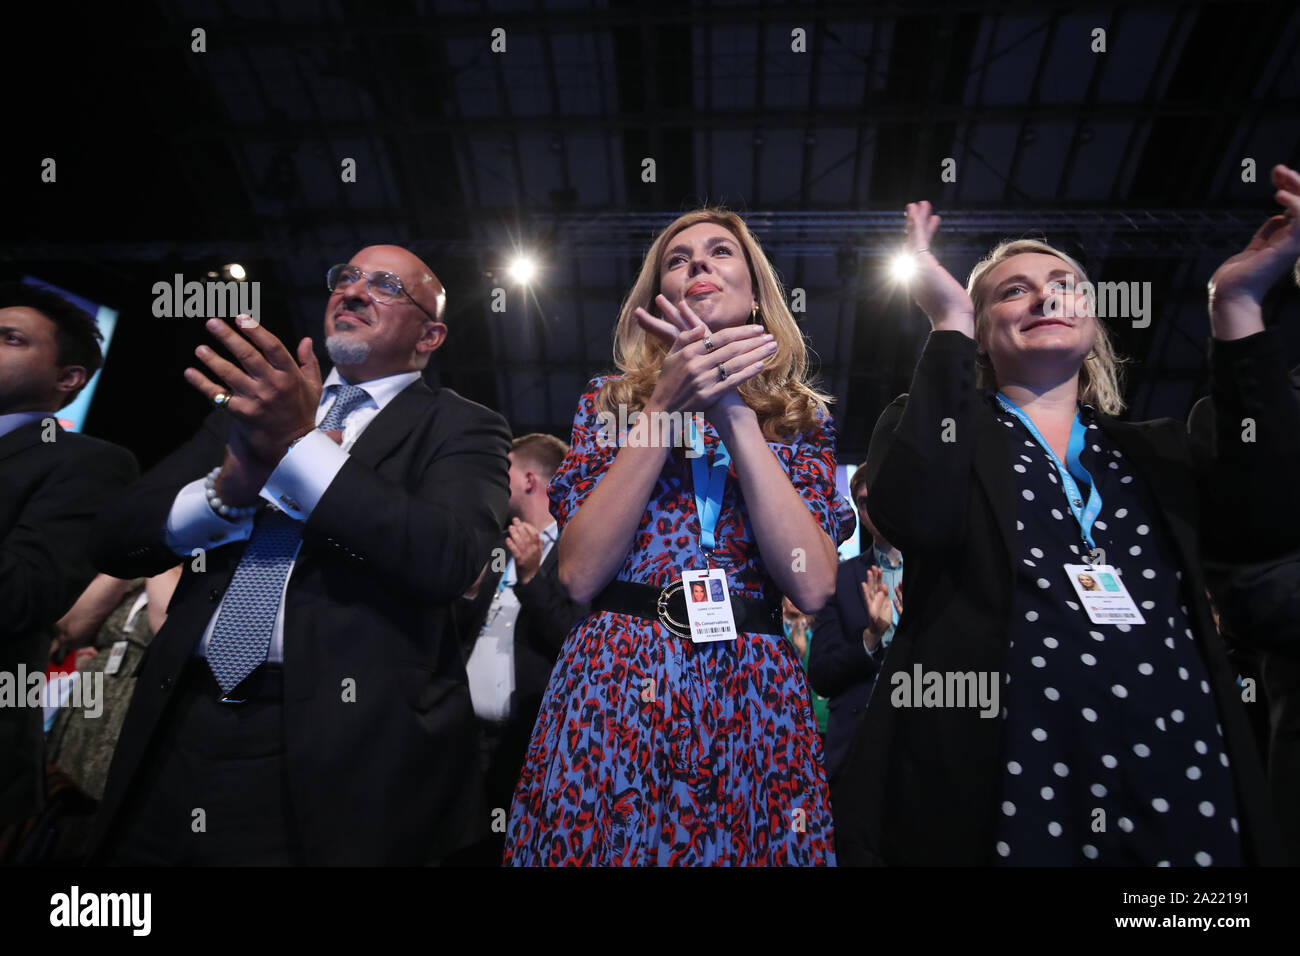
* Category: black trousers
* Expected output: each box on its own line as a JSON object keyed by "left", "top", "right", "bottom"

{"left": 100, "top": 661, "right": 303, "bottom": 865}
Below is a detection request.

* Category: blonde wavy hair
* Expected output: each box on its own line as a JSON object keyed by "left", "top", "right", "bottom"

{"left": 598, "top": 208, "right": 830, "bottom": 442}
{"left": 966, "top": 239, "right": 1128, "bottom": 415}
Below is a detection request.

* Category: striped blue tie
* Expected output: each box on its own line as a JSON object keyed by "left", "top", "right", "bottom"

{"left": 206, "top": 384, "right": 371, "bottom": 695}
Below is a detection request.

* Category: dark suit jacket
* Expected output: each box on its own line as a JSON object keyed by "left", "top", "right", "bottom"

{"left": 1189, "top": 364, "right": 1300, "bottom": 863}
{"left": 85, "top": 380, "right": 510, "bottom": 864}
{"left": 836, "top": 329, "right": 1300, "bottom": 866}
{"left": 0, "top": 419, "right": 137, "bottom": 826}
{"left": 453, "top": 539, "right": 587, "bottom": 807}
{"left": 1187, "top": 367, "right": 1300, "bottom": 658}
{"left": 808, "top": 552, "right": 882, "bottom": 781}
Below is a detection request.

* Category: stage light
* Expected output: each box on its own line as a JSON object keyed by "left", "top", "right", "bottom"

{"left": 224, "top": 263, "right": 247, "bottom": 281}
{"left": 889, "top": 252, "right": 918, "bottom": 283}
{"left": 507, "top": 255, "right": 537, "bottom": 285}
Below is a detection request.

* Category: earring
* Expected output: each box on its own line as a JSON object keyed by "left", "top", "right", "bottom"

{"left": 750, "top": 304, "right": 759, "bottom": 323}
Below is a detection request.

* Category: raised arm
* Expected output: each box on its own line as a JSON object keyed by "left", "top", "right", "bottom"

{"left": 659, "top": 294, "right": 834, "bottom": 612}
{"left": 555, "top": 431, "right": 672, "bottom": 605}
{"left": 1195, "top": 165, "right": 1300, "bottom": 562}
{"left": 904, "top": 200, "right": 977, "bottom": 340}
{"left": 557, "top": 298, "right": 772, "bottom": 604}
{"left": 865, "top": 202, "right": 981, "bottom": 554}
{"left": 1206, "top": 165, "right": 1300, "bottom": 341}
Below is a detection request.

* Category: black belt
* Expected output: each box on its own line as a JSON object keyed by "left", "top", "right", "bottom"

{"left": 593, "top": 579, "right": 783, "bottom": 637}
{"left": 186, "top": 658, "right": 284, "bottom": 702}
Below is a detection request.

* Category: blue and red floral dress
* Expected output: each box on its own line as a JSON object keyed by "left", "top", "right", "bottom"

{"left": 504, "top": 375, "right": 852, "bottom": 866}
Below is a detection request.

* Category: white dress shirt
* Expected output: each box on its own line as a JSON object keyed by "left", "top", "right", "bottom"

{"left": 163, "top": 368, "right": 421, "bottom": 662}
{"left": 466, "top": 520, "right": 558, "bottom": 723}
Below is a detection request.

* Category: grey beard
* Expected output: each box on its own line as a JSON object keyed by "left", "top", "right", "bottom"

{"left": 325, "top": 334, "right": 372, "bottom": 366}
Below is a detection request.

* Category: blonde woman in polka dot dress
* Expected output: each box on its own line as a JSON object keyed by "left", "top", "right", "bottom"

{"left": 835, "top": 166, "right": 1300, "bottom": 866}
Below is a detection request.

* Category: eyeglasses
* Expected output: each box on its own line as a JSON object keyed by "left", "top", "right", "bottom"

{"left": 326, "top": 264, "right": 439, "bottom": 324}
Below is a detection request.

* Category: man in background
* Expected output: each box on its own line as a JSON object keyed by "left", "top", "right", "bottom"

{"left": 457, "top": 433, "right": 587, "bottom": 824}
{"left": 0, "top": 283, "right": 137, "bottom": 847}
{"left": 808, "top": 465, "right": 902, "bottom": 799}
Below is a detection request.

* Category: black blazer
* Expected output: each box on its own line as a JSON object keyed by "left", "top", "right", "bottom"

{"left": 0, "top": 420, "right": 137, "bottom": 826}
{"left": 808, "top": 552, "right": 882, "bottom": 781}
{"left": 835, "top": 329, "right": 1300, "bottom": 866}
{"left": 85, "top": 379, "right": 511, "bottom": 864}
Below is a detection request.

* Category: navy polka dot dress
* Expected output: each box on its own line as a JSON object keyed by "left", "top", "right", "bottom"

{"left": 991, "top": 397, "right": 1243, "bottom": 866}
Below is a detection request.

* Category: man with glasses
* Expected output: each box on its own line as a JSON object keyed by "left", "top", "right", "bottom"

{"left": 87, "top": 245, "right": 511, "bottom": 865}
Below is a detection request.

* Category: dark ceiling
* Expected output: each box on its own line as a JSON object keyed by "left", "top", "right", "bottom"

{"left": 8, "top": 0, "right": 1300, "bottom": 470}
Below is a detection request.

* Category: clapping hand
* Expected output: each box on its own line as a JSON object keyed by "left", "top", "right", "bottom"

{"left": 634, "top": 294, "right": 775, "bottom": 417}
{"left": 1208, "top": 165, "right": 1300, "bottom": 338}
{"left": 860, "top": 566, "right": 895, "bottom": 650}
{"left": 184, "top": 316, "right": 325, "bottom": 506}
{"left": 506, "top": 518, "right": 544, "bottom": 586}
{"left": 184, "top": 316, "right": 324, "bottom": 466}
{"left": 903, "top": 201, "right": 976, "bottom": 337}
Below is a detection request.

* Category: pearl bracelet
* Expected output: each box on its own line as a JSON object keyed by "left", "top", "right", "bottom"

{"left": 204, "top": 466, "right": 259, "bottom": 520}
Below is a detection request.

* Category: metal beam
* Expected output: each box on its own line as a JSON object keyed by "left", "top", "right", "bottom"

{"left": 170, "top": 98, "right": 1300, "bottom": 143}
{"left": 6, "top": 208, "right": 1272, "bottom": 260}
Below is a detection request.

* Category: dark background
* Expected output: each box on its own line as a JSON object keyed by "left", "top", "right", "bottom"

{"left": 6, "top": 0, "right": 1299, "bottom": 471}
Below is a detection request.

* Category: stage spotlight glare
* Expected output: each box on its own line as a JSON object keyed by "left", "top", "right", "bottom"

{"left": 889, "top": 252, "right": 918, "bottom": 283}
{"left": 224, "top": 263, "right": 247, "bottom": 281}
{"left": 508, "top": 256, "right": 537, "bottom": 285}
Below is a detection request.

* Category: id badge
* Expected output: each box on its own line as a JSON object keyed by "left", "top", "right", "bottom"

{"left": 104, "top": 640, "right": 129, "bottom": 675}
{"left": 1063, "top": 564, "right": 1146, "bottom": 626}
{"left": 682, "top": 568, "right": 739, "bottom": 643}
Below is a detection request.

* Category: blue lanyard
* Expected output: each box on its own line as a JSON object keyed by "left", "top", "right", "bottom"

{"left": 995, "top": 393, "right": 1102, "bottom": 551}
{"left": 688, "top": 419, "right": 730, "bottom": 551}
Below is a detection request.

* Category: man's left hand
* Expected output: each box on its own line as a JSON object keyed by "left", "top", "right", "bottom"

{"left": 506, "top": 518, "right": 543, "bottom": 585}
{"left": 184, "top": 315, "right": 324, "bottom": 465}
